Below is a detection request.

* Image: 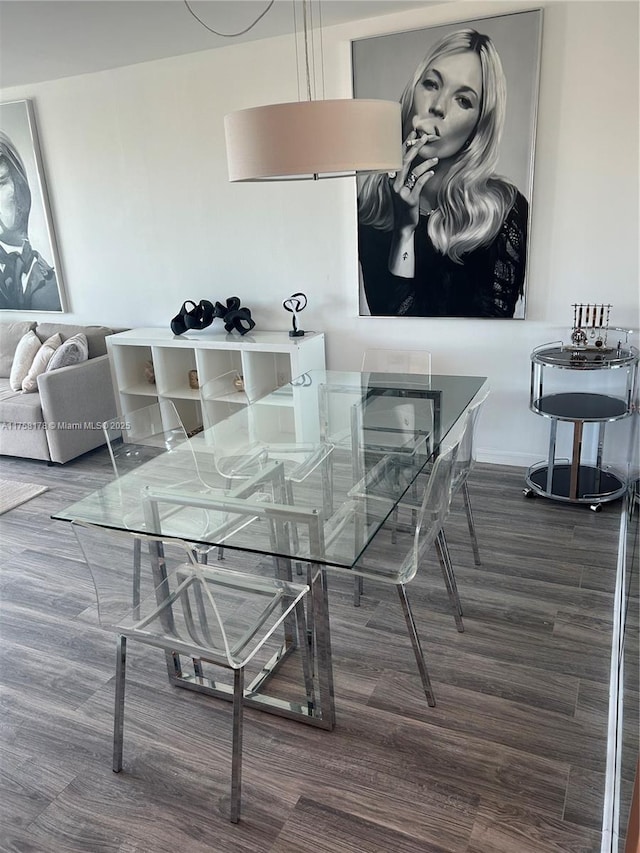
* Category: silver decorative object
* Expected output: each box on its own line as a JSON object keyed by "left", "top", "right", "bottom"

{"left": 569, "top": 303, "right": 611, "bottom": 351}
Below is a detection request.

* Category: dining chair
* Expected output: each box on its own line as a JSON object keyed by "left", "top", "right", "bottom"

{"left": 360, "top": 347, "right": 432, "bottom": 467}
{"left": 322, "top": 349, "right": 432, "bottom": 455}
{"left": 450, "top": 387, "right": 489, "bottom": 566}
{"left": 322, "top": 437, "right": 461, "bottom": 707}
{"left": 353, "top": 386, "right": 488, "bottom": 628}
{"left": 351, "top": 349, "right": 433, "bottom": 603}
{"left": 102, "top": 399, "right": 273, "bottom": 571}
{"left": 391, "top": 386, "right": 489, "bottom": 566}
{"left": 200, "top": 371, "right": 332, "bottom": 502}
{"left": 200, "top": 371, "right": 334, "bottom": 573}
{"left": 72, "top": 521, "right": 312, "bottom": 823}
{"left": 198, "top": 371, "right": 270, "bottom": 484}
{"left": 103, "top": 398, "right": 192, "bottom": 478}
{"left": 102, "top": 399, "right": 211, "bottom": 571}
{"left": 361, "top": 348, "right": 432, "bottom": 377}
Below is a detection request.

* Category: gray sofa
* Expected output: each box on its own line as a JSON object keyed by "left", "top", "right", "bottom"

{"left": 0, "top": 320, "right": 117, "bottom": 463}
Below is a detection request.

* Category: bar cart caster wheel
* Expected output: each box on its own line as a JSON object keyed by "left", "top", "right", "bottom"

{"left": 590, "top": 503, "right": 602, "bottom": 513}
{"left": 523, "top": 488, "right": 536, "bottom": 499}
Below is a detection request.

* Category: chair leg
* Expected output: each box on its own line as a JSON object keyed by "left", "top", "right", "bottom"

{"left": 438, "top": 531, "right": 463, "bottom": 618}
{"left": 353, "top": 574, "right": 364, "bottom": 607}
{"left": 132, "top": 538, "right": 141, "bottom": 616}
{"left": 230, "top": 667, "right": 244, "bottom": 823}
{"left": 321, "top": 452, "right": 334, "bottom": 518}
{"left": 435, "top": 531, "right": 464, "bottom": 633}
{"left": 390, "top": 505, "right": 399, "bottom": 544}
{"left": 219, "top": 477, "right": 233, "bottom": 561}
{"left": 113, "top": 635, "right": 127, "bottom": 773}
{"left": 396, "top": 584, "right": 436, "bottom": 707}
{"left": 462, "top": 482, "right": 481, "bottom": 566}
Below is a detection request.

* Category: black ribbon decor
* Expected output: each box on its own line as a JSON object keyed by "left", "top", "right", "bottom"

{"left": 170, "top": 297, "right": 255, "bottom": 336}
{"left": 214, "top": 297, "right": 256, "bottom": 336}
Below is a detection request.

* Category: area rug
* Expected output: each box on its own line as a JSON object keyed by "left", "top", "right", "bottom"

{"left": 0, "top": 479, "right": 49, "bottom": 515}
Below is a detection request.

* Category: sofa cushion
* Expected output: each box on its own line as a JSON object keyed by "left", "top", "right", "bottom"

{"left": 36, "top": 323, "right": 114, "bottom": 359}
{"left": 46, "top": 332, "right": 89, "bottom": 372}
{"left": 0, "top": 378, "right": 44, "bottom": 423}
{"left": 9, "top": 330, "right": 42, "bottom": 390}
{"left": 0, "top": 320, "right": 37, "bottom": 377}
{"left": 22, "top": 334, "right": 63, "bottom": 393}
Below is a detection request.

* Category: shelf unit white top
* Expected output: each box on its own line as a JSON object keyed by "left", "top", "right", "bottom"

{"left": 107, "top": 328, "right": 323, "bottom": 353}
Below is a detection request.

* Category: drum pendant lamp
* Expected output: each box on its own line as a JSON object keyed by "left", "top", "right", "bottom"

{"left": 223, "top": 1, "right": 402, "bottom": 182}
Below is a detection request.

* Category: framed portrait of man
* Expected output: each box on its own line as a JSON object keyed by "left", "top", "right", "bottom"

{"left": 0, "top": 98, "right": 66, "bottom": 312}
{"left": 352, "top": 9, "right": 542, "bottom": 319}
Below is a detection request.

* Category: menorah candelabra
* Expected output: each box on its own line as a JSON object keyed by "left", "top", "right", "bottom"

{"left": 569, "top": 303, "right": 612, "bottom": 350}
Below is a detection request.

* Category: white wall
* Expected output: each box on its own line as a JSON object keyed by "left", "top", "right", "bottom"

{"left": 1, "top": 0, "right": 638, "bottom": 467}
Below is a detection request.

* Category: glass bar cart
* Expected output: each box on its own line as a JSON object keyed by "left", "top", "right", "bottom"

{"left": 524, "top": 340, "right": 638, "bottom": 510}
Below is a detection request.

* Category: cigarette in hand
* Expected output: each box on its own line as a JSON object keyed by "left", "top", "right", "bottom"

{"left": 405, "top": 134, "right": 437, "bottom": 149}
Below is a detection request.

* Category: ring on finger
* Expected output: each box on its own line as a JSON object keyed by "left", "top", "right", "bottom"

{"left": 404, "top": 171, "right": 417, "bottom": 190}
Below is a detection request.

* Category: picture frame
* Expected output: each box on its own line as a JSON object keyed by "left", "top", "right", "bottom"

{"left": 0, "top": 98, "right": 67, "bottom": 312}
{"left": 352, "top": 9, "right": 543, "bottom": 319}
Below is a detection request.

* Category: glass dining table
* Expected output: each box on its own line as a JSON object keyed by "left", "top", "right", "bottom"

{"left": 54, "top": 369, "right": 488, "bottom": 730}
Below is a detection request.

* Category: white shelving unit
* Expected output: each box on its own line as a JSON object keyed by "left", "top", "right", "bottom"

{"left": 106, "top": 327, "right": 326, "bottom": 440}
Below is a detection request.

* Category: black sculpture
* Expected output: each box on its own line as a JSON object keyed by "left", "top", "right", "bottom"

{"left": 283, "top": 292, "right": 307, "bottom": 338}
{"left": 214, "top": 297, "right": 256, "bottom": 336}
{"left": 171, "top": 297, "right": 255, "bottom": 336}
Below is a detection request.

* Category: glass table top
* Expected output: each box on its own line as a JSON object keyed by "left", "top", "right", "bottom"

{"left": 54, "top": 370, "right": 488, "bottom": 572}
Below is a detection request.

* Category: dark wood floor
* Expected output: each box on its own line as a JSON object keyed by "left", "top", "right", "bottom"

{"left": 0, "top": 448, "right": 637, "bottom": 852}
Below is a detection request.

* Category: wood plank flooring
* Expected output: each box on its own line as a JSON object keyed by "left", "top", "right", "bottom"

{"left": 0, "top": 448, "right": 636, "bottom": 852}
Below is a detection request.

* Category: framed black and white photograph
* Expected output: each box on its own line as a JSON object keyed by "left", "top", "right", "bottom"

{"left": 352, "top": 9, "right": 542, "bottom": 319}
{"left": 0, "top": 99, "right": 66, "bottom": 312}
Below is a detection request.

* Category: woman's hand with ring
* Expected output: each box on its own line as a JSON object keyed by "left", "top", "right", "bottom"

{"left": 390, "top": 130, "right": 438, "bottom": 232}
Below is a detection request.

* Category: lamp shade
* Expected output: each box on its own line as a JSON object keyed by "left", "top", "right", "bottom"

{"left": 224, "top": 98, "right": 402, "bottom": 182}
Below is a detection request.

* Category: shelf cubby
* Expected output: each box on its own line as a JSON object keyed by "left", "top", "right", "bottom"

{"left": 106, "top": 328, "right": 326, "bottom": 441}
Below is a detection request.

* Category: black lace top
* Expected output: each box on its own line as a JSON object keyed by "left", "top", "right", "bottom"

{"left": 358, "top": 190, "right": 528, "bottom": 318}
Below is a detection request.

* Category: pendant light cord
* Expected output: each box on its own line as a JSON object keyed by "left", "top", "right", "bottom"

{"left": 317, "top": 0, "right": 325, "bottom": 100}
{"left": 183, "top": 0, "right": 274, "bottom": 37}
{"left": 300, "top": 0, "right": 324, "bottom": 102}
{"left": 293, "top": 1, "right": 301, "bottom": 101}
{"left": 302, "top": 0, "right": 313, "bottom": 101}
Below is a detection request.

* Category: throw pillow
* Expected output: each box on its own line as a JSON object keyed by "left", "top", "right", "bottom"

{"left": 46, "top": 332, "right": 89, "bottom": 372}
{"left": 9, "top": 330, "right": 42, "bottom": 391}
{"left": 22, "top": 334, "right": 63, "bottom": 393}
{"left": 0, "top": 320, "right": 37, "bottom": 377}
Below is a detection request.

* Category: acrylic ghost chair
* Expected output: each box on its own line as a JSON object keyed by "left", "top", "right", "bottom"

{"left": 198, "top": 371, "right": 334, "bottom": 574}
{"left": 350, "top": 387, "right": 489, "bottom": 635}
{"left": 356, "top": 351, "right": 488, "bottom": 599}
{"left": 319, "top": 435, "right": 461, "bottom": 707}
{"left": 359, "top": 347, "right": 433, "bottom": 482}
{"left": 351, "top": 349, "right": 433, "bottom": 605}
{"left": 320, "top": 349, "right": 432, "bottom": 455}
{"left": 361, "top": 348, "right": 432, "bottom": 377}
{"left": 102, "top": 400, "right": 234, "bottom": 564}
{"left": 102, "top": 400, "right": 209, "bottom": 576}
{"left": 199, "top": 370, "right": 333, "bottom": 510}
{"left": 101, "top": 399, "right": 279, "bottom": 634}
{"left": 392, "top": 386, "right": 489, "bottom": 569}
{"left": 72, "top": 521, "right": 312, "bottom": 823}
{"left": 449, "top": 387, "right": 488, "bottom": 567}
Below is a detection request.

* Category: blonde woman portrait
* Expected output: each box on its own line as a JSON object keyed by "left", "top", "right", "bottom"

{"left": 355, "top": 14, "right": 541, "bottom": 318}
